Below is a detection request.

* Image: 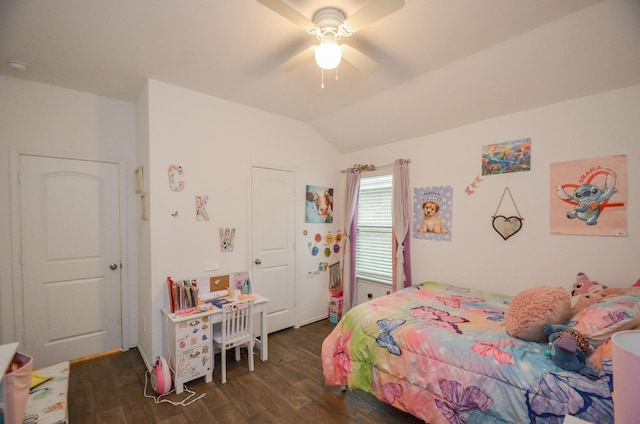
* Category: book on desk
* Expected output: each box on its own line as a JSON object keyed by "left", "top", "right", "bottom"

{"left": 166, "top": 276, "right": 199, "bottom": 313}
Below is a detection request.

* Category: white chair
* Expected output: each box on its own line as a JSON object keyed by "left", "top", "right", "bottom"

{"left": 212, "top": 299, "right": 255, "bottom": 383}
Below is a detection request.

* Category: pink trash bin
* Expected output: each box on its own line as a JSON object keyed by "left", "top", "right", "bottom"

{"left": 5, "top": 352, "right": 33, "bottom": 424}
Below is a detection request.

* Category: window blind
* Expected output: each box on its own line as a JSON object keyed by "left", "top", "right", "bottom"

{"left": 356, "top": 174, "right": 392, "bottom": 284}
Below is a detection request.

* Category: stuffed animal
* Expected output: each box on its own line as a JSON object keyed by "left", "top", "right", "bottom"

{"left": 569, "top": 273, "right": 640, "bottom": 316}
{"left": 571, "top": 272, "right": 607, "bottom": 297}
{"left": 544, "top": 324, "right": 602, "bottom": 379}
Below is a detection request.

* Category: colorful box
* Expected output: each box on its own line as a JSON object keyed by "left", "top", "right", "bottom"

{"left": 329, "top": 294, "right": 343, "bottom": 323}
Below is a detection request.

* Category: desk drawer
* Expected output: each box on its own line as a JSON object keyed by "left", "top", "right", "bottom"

{"left": 176, "top": 316, "right": 210, "bottom": 341}
{"left": 175, "top": 344, "right": 212, "bottom": 381}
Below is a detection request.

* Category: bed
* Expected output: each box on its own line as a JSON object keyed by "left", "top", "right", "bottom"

{"left": 321, "top": 281, "right": 621, "bottom": 423}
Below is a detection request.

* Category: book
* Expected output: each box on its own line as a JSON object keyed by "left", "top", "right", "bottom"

{"left": 211, "top": 298, "right": 232, "bottom": 308}
{"left": 167, "top": 276, "right": 199, "bottom": 313}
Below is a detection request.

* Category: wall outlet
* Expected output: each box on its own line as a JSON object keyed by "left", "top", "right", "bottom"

{"left": 367, "top": 293, "right": 373, "bottom": 299}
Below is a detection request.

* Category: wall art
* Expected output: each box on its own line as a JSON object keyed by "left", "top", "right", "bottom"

{"left": 168, "top": 164, "right": 184, "bottom": 191}
{"left": 550, "top": 154, "right": 627, "bottom": 236}
{"left": 413, "top": 186, "right": 453, "bottom": 241}
{"left": 305, "top": 185, "right": 333, "bottom": 223}
{"left": 196, "top": 195, "right": 209, "bottom": 221}
{"left": 220, "top": 228, "right": 235, "bottom": 252}
{"left": 492, "top": 187, "right": 524, "bottom": 240}
{"left": 482, "top": 137, "right": 531, "bottom": 175}
{"left": 465, "top": 175, "right": 483, "bottom": 195}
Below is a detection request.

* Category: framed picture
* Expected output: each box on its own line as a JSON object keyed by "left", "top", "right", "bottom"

{"left": 305, "top": 185, "right": 333, "bottom": 223}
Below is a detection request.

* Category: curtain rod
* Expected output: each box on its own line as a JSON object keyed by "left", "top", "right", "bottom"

{"left": 340, "top": 159, "right": 410, "bottom": 173}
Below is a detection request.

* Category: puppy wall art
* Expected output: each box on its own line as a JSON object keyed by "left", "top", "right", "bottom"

{"left": 413, "top": 186, "right": 453, "bottom": 241}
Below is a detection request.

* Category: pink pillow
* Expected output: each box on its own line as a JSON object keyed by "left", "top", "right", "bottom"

{"left": 570, "top": 294, "right": 640, "bottom": 346}
{"left": 506, "top": 286, "right": 571, "bottom": 342}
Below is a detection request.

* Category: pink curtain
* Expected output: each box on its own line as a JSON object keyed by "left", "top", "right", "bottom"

{"left": 343, "top": 168, "right": 361, "bottom": 310}
{"left": 392, "top": 159, "right": 412, "bottom": 291}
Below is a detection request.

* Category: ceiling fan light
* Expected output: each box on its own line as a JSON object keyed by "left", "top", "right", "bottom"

{"left": 315, "top": 37, "right": 342, "bottom": 70}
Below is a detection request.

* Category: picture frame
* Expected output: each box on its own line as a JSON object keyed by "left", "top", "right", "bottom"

{"left": 305, "top": 185, "right": 334, "bottom": 223}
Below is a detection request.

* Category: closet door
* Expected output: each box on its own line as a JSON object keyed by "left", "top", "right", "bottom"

{"left": 19, "top": 154, "right": 122, "bottom": 367}
{"left": 251, "top": 166, "right": 296, "bottom": 333}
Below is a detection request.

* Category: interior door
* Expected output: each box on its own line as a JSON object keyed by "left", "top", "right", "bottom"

{"left": 251, "top": 166, "right": 296, "bottom": 333}
{"left": 19, "top": 154, "right": 122, "bottom": 367}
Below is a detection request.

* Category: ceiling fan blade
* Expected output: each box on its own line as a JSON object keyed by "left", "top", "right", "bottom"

{"left": 257, "top": 0, "right": 315, "bottom": 31}
{"left": 342, "top": 0, "right": 405, "bottom": 34}
{"left": 278, "top": 46, "right": 316, "bottom": 72}
{"left": 341, "top": 45, "right": 379, "bottom": 73}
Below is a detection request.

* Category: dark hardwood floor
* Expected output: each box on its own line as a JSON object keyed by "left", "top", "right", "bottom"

{"left": 68, "top": 319, "right": 424, "bottom": 423}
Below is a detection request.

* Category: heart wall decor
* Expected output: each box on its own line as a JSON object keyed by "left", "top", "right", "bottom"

{"left": 492, "top": 215, "right": 523, "bottom": 240}
{"left": 492, "top": 187, "right": 524, "bottom": 241}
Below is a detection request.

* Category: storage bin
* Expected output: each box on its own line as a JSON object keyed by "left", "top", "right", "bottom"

{"left": 5, "top": 352, "right": 33, "bottom": 424}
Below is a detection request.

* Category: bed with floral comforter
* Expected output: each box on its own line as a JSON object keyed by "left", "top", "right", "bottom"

{"left": 321, "top": 281, "right": 614, "bottom": 423}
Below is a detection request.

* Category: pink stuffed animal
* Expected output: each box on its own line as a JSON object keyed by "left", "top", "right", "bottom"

{"left": 569, "top": 273, "right": 640, "bottom": 316}
{"left": 571, "top": 272, "right": 607, "bottom": 297}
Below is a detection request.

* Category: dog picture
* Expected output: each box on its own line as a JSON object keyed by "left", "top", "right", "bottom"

{"left": 418, "top": 201, "right": 448, "bottom": 233}
{"left": 314, "top": 190, "right": 333, "bottom": 220}
{"left": 305, "top": 185, "right": 333, "bottom": 223}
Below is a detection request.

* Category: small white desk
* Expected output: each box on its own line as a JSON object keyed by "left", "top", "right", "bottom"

{"left": 163, "top": 294, "right": 268, "bottom": 392}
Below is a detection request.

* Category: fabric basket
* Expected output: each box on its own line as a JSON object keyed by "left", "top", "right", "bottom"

{"left": 5, "top": 352, "right": 33, "bottom": 424}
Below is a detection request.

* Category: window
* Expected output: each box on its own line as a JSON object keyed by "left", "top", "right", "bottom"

{"left": 356, "top": 174, "right": 393, "bottom": 284}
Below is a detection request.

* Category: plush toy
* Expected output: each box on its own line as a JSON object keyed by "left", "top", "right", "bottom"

{"left": 571, "top": 272, "right": 607, "bottom": 297}
{"left": 506, "top": 286, "right": 571, "bottom": 342}
{"left": 569, "top": 273, "right": 640, "bottom": 316}
{"left": 544, "top": 324, "right": 602, "bottom": 379}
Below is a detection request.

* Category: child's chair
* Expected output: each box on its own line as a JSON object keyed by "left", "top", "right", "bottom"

{"left": 212, "top": 299, "right": 255, "bottom": 383}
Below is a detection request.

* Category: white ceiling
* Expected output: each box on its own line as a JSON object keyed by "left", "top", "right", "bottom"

{"left": 1, "top": 0, "right": 639, "bottom": 153}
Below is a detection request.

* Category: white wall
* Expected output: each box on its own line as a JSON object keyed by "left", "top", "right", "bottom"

{"left": 135, "top": 82, "right": 152, "bottom": 364}
{"left": 341, "top": 85, "right": 640, "bottom": 296}
{"left": 138, "top": 80, "right": 341, "bottom": 365}
{"left": 0, "top": 76, "right": 138, "bottom": 345}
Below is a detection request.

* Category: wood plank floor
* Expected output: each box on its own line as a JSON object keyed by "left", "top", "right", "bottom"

{"left": 68, "top": 319, "right": 424, "bottom": 423}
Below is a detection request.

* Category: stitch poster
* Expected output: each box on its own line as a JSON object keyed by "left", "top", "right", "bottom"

{"left": 550, "top": 155, "right": 627, "bottom": 236}
{"left": 413, "top": 186, "right": 453, "bottom": 241}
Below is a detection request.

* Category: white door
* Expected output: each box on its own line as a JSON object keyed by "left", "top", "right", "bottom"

{"left": 20, "top": 155, "right": 122, "bottom": 367}
{"left": 251, "top": 167, "right": 296, "bottom": 333}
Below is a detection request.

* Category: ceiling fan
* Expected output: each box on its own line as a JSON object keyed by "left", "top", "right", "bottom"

{"left": 258, "top": 0, "right": 405, "bottom": 74}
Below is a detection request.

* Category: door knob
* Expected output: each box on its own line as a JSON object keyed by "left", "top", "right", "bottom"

{"left": 254, "top": 259, "right": 262, "bottom": 265}
{"left": 109, "top": 263, "right": 118, "bottom": 270}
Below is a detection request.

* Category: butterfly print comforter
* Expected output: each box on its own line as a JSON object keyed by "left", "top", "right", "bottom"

{"left": 321, "top": 282, "right": 613, "bottom": 423}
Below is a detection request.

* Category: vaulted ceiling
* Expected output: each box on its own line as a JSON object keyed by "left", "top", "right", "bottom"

{"left": 1, "top": 0, "right": 639, "bottom": 153}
